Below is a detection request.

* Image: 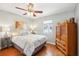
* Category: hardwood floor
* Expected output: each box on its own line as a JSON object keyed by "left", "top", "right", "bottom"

{"left": 0, "top": 47, "right": 22, "bottom": 56}
{"left": 0, "top": 43, "right": 65, "bottom": 56}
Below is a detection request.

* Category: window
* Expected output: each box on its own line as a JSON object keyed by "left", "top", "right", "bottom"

{"left": 43, "top": 20, "right": 52, "bottom": 33}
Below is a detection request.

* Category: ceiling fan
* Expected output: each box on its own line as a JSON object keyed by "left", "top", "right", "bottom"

{"left": 15, "top": 3, "right": 43, "bottom": 17}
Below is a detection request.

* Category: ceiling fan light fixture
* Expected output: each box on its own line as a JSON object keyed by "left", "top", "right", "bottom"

{"left": 27, "top": 3, "right": 34, "bottom": 12}
{"left": 15, "top": 3, "right": 43, "bottom": 17}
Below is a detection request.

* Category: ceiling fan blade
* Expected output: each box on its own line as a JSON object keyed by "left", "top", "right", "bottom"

{"left": 15, "top": 7, "right": 27, "bottom": 11}
{"left": 34, "top": 11, "right": 43, "bottom": 13}
{"left": 23, "top": 13, "right": 27, "bottom": 15}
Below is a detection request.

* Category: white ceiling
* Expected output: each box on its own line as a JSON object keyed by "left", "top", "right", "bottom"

{"left": 0, "top": 3, "right": 77, "bottom": 19}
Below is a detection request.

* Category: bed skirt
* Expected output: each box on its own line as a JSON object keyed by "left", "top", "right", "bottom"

{"left": 13, "top": 41, "right": 46, "bottom": 56}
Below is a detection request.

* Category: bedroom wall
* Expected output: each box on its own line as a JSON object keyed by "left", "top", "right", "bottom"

{"left": 0, "top": 10, "right": 33, "bottom": 31}
{"left": 32, "top": 10, "right": 75, "bottom": 43}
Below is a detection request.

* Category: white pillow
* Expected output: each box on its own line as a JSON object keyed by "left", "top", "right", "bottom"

{"left": 19, "top": 30, "right": 31, "bottom": 36}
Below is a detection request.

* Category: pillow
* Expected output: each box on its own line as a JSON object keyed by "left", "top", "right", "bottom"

{"left": 19, "top": 30, "right": 31, "bottom": 36}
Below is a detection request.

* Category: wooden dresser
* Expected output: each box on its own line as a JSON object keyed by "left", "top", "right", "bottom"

{"left": 56, "top": 18, "right": 77, "bottom": 56}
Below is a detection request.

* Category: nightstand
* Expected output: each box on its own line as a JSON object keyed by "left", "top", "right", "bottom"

{"left": 0, "top": 36, "right": 13, "bottom": 50}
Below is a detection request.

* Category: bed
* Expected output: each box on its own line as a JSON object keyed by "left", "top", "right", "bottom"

{"left": 12, "top": 34, "right": 47, "bottom": 56}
